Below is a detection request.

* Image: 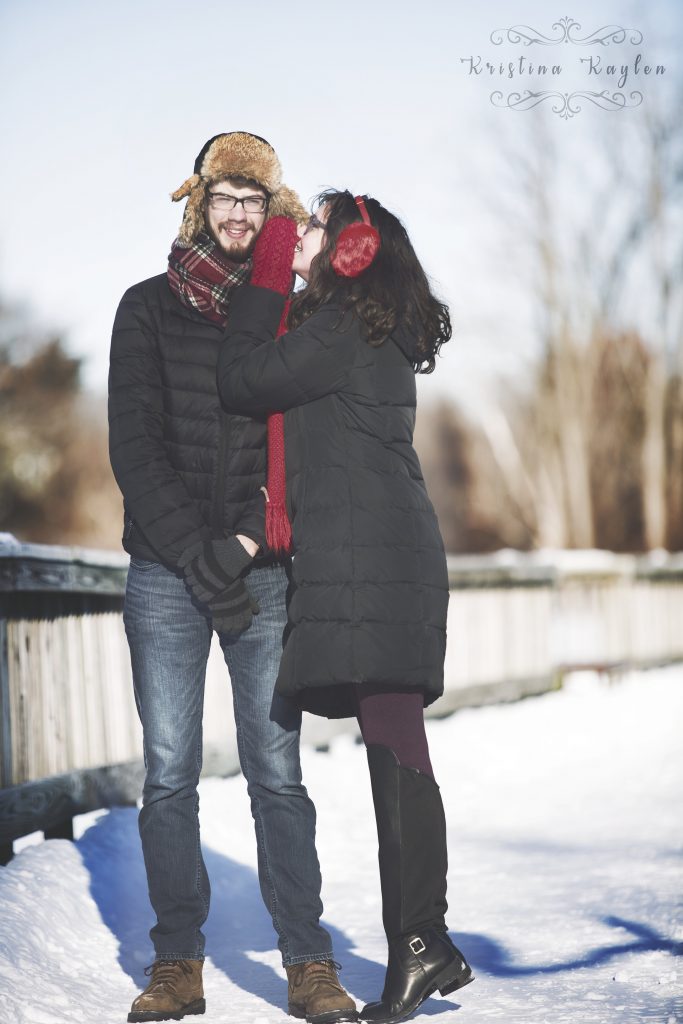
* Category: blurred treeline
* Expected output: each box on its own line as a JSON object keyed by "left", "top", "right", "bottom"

{"left": 0, "top": 305, "right": 121, "bottom": 549}
{"left": 1, "top": 105, "right": 682, "bottom": 554}
{"left": 420, "top": 104, "right": 683, "bottom": 553}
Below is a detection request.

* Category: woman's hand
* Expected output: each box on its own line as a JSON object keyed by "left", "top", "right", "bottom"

{"left": 251, "top": 216, "right": 299, "bottom": 296}
{"left": 236, "top": 534, "right": 259, "bottom": 558}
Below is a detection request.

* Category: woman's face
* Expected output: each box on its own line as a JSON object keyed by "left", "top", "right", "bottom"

{"left": 292, "top": 204, "right": 329, "bottom": 281}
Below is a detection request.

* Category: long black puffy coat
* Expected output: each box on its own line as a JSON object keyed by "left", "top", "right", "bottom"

{"left": 218, "top": 285, "right": 449, "bottom": 718}
{"left": 108, "top": 274, "right": 273, "bottom": 569}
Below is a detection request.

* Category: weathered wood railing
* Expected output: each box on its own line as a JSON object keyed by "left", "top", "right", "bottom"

{"left": 2, "top": 540, "right": 682, "bottom": 862}
{"left": 0, "top": 541, "right": 135, "bottom": 864}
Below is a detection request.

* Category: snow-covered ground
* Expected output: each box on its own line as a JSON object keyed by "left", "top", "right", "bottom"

{"left": 1, "top": 667, "right": 681, "bottom": 1024}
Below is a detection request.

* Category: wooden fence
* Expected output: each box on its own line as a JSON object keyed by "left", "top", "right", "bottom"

{"left": 1, "top": 540, "right": 682, "bottom": 862}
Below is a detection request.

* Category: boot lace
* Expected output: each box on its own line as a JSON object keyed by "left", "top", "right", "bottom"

{"left": 143, "top": 959, "right": 194, "bottom": 995}
{"left": 296, "top": 959, "right": 344, "bottom": 990}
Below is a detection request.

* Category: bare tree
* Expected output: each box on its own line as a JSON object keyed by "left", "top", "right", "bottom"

{"left": 485, "top": 90, "right": 683, "bottom": 552}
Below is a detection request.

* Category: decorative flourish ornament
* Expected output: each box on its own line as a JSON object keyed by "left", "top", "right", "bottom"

{"left": 490, "top": 18, "right": 643, "bottom": 47}
{"left": 490, "top": 89, "right": 644, "bottom": 119}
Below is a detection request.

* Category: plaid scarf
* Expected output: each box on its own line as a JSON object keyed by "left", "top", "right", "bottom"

{"left": 167, "top": 231, "right": 251, "bottom": 325}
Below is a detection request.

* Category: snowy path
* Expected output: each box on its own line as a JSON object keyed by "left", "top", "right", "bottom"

{"left": 1, "top": 668, "right": 681, "bottom": 1024}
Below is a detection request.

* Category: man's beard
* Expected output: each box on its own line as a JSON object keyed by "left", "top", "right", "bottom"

{"left": 207, "top": 223, "right": 258, "bottom": 263}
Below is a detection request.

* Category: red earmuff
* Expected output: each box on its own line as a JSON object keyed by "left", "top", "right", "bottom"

{"left": 330, "top": 196, "right": 380, "bottom": 278}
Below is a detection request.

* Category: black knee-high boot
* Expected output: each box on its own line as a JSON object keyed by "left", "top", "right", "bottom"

{"left": 361, "top": 744, "right": 473, "bottom": 1024}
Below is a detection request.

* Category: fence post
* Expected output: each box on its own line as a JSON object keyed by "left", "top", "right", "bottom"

{"left": 0, "top": 613, "right": 13, "bottom": 863}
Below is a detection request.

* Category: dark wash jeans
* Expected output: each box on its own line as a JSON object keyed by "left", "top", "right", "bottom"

{"left": 123, "top": 559, "right": 332, "bottom": 965}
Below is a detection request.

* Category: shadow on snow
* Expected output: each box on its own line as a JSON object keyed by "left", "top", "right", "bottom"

{"left": 77, "top": 807, "right": 680, "bottom": 1015}
{"left": 77, "top": 806, "right": 465, "bottom": 1014}
{"left": 458, "top": 917, "right": 682, "bottom": 977}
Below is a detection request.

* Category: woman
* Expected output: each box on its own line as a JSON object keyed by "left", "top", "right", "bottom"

{"left": 217, "top": 190, "right": 474, "bottom": 1024}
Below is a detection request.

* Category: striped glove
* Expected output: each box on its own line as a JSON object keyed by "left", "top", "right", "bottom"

{"left": 207, "top": 578, "right": 260, "bottom": 636}
{"left": 179, "top": 537, "right": 260, "bottom": 635}
{"left": 179, "top": 537, "right": 253, "bottom": 604}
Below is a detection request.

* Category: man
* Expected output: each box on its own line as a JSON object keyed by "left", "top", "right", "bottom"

{"left": 108, "top": 132, "right": 357, "bottom": 1024}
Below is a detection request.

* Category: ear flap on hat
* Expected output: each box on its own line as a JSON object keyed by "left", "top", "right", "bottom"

{"left": 171, "top": 174, "right": 200, "bottom": 202}
{"left": 170, "top": 173, "right": 205, "bottom": 246}
{"left": 267, "top": 185, "right": 308, "bottom": 226}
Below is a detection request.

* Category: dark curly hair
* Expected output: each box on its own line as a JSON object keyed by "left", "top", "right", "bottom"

{"left": 288, "top": 189, "right": 451, "bottom": 374}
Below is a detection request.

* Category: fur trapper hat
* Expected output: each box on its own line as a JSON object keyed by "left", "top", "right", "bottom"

{"left": 171, "top": 131, "right": 308, "bottom": 245}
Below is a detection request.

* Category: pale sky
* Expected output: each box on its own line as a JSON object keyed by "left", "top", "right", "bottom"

{"left": 1, "top": 0, "right": 680, "bottom": 414}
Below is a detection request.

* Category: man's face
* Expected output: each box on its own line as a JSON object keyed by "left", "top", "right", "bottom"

{"left": 204, "top": 179, "right": 268, "bottom": 261}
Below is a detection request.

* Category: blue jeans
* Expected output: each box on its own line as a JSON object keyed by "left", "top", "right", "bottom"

{"left": 123, "top": 559, "right": 333, "bottom": 965}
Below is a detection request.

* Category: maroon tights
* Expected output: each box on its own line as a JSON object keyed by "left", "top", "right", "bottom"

{"left": 354, "top": 685, "right": 435, "bottom": 780}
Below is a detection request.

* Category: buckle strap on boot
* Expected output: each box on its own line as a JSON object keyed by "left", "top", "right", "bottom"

{"left": 362, "top": 930, "right": 474, "bottom": 1024}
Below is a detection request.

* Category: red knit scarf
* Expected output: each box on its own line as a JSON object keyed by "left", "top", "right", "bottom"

{"left": 266, "top": 302, "right": 293, "bottom": 554}
{"left": 167, "top": 231, "right": 251, "bottom": 325}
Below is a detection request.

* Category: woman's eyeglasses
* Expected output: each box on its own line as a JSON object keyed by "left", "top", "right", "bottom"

{"left": 304, "top": 214, "right": 326, "bottom": 234}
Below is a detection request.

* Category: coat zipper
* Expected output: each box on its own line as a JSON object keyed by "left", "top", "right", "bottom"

{"left": 212, "top": 407, "right": 229, "bottom": 535}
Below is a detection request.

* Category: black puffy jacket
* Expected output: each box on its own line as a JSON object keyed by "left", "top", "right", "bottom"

{"left": 217, "top": 285, "right": 449, "bottom": 719}
{"left": 108, "top": 273, "right": 276, "bottom": 569}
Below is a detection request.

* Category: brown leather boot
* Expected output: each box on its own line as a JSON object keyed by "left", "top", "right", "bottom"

{"left": 127, "top": 959, "right": 205, "bottom": 1022}
{"left": 286, "top": 960, "right": 358, "bottom": 1023}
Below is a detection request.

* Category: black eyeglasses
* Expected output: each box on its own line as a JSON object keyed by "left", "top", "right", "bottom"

{"left": 304, "top": 214, "right": 326, "bottom": 234}
{"left": 207, "top": 192, "right": 268, "bottom": 213}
